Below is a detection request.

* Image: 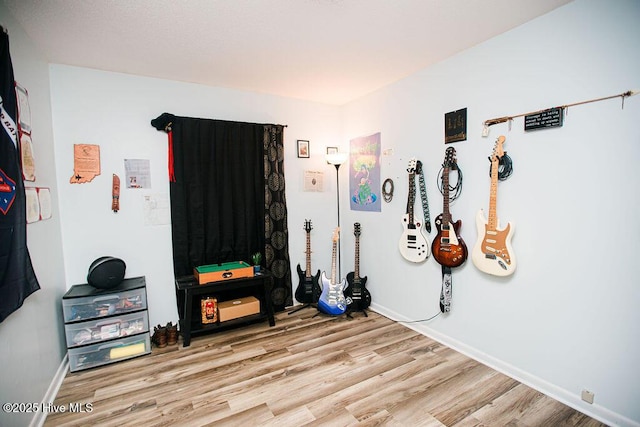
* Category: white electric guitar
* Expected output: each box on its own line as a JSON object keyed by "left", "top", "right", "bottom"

{"left": 472, "top": 136, "right": 516, "bottom": 276}
{"left": 399, "top": 158, "right": 429, "bottom": 262}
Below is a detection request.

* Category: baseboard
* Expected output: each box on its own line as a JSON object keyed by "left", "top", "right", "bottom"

{"left": 29, "top": 353, "right": 69, "bottom": 427}
{"left": 369, "top": 303, "right": 639, "bottom": 427}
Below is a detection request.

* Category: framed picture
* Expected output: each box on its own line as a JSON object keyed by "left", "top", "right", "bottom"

{"left": 326, "top": 146, "right": 338, "bottom": 155}
{"left": 297, "top": 140, "right": 310, "bottom": 158}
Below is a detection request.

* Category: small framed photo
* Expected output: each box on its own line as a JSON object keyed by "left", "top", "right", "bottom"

{"left": 297, "top": 140, "right": 310, "bottom": 158}
{"left": 326, "top": 146, "right": 338, "bottom": 155}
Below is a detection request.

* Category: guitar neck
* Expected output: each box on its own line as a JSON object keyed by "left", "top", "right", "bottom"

{"left": 330, "top": 240, "right": 338, "bottom": 284}
{"left": 488, "top": 157, "right": 499, "bottom": 230}
{"left": 442, "top": 167, "right": 451, "bottom": 224}
{"left": 305, "top": 232, "right": 312, "bottom": 278}
{"left": 354, "top": 236, "right": 360, "bottom": 281}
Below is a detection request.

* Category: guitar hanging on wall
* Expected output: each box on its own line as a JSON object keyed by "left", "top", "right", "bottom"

{"left": 399, "top": 158, "right": 430, "bottom": 262}
{"left": 345, "top": 223, "right": 371, "bottom": 313}
{"left": 295, "top": 220, "right": 322, "bottom": 304}
{"left": 432, "top": 147, "right": 467, "bottom": 268}
{"left": 472, "top": 136, "right": 516, "bottom": 276}
{"left": 318, "top": 228, "right": 348, "bottom": 316}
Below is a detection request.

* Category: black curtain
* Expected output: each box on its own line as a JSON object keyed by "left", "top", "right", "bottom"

{"left": 0, "top": 28, "right": 40, "bottom": 322}
{"left": 151, "top": 113, "right": 292, "bottom": 311}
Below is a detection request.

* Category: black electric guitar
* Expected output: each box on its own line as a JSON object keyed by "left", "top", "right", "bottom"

{"left": 398, "top": 158, "right": 430, "bottom": 262}
{"left": 432, "top": 147, "right": 468, "bottom": 268}
{"left": 345, "top": 223, "right": 371, "bottom": 312}
{"left": 295, "top": 219, "right": 322, "bottom": 304}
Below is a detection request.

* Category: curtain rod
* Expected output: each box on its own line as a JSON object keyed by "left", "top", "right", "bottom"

{"left": 483, "top": 89, "right": 638, "bottom": 127}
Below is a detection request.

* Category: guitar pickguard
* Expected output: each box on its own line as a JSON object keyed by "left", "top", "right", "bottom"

{"left": 317, "top": 271, "right": 347, "bottom": 315}
{"left": 471, "top": 209, "right": 516, "bottom": 276}
{"left": 399, "top": 213, "right": 430, "bottom": 262}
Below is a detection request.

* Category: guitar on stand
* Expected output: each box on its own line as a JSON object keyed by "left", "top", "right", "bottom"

{"left": 317, "top": 228, "right": 348, "bottom": 316}
{"left": 432, "top": 147, "right": 468, "bottom": 268}
{"left": 291, "top": 219, "right": 322, "bottom": 314}
{"left": 472, "top": 136, "right": 516, "bottom": 276}
{"left": 399, "top": 158, "right": 430, "bottom": 262}
{"left": 345, "top": 223, "right": 371, "bottom": 316}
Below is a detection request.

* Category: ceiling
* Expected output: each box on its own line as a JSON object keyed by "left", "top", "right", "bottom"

{"left": 3, "top": 0, "right": 572, "bottom": 105}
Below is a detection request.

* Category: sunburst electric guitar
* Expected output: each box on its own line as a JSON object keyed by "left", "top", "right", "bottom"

{"left": 318, "top": 228, "right": 348, "bottom": 316}
{"left": 345, "top": 223, "right": 371, "bottom": 312}
{"left": 295, "top": 220, "right": 322, "bottom": 304}
{"left": 472, "top": 136, "right": 516, "bottom": 276}
{"left": 432, "top": 147, "right": 467, "bottom": 268}
{"left": 399, "top": 158, "right": 430, "bottom": 262}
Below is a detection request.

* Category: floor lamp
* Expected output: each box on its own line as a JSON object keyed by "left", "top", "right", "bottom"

{"left": 326, "top": 152, "right": 348, "bottom": 280}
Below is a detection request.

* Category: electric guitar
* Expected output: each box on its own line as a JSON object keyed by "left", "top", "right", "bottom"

{"left": 398, "top": 158, "right": 430, "bottom": 262}
{"left": 295, "top": 219, "right": 322, "bottom": 304}
{"left": 472, "top": 136, "right": 516, "bottom": 276}
{"left": 345, "top": 223, "right": 371, "bottom": 312}
{"left": 432, "top": 147, "right": 468, "bottom": 268}
{"left": 318, "top": 228, "right": 347, "bottom": 316}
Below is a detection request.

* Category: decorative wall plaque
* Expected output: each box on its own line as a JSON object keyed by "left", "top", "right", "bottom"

{"left": 445, "top": 108, "right": 467, "bottom": 143}
{"left": 524, "top": 107, "right": 564, "bottom": 131}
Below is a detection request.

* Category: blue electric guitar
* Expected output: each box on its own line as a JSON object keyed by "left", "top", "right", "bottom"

{"left": 318, "top": 228, "right": 347, "bottom": 316}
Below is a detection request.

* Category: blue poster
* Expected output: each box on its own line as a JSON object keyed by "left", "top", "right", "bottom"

{"left": 349, "top": 132, "right": 381, "bottom": 212}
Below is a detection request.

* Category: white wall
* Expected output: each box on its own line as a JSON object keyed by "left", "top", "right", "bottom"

{"left": 49, "top": 66, "right": 343, "bottom": 327}
{"left": 0, "top": 4, "right": 67, "bottom": 427}
{"left": 7, "top": 0, "right": 637, "bottom": 426}
{"left": 341, "top": 0, "right": 640, "bottom": 425}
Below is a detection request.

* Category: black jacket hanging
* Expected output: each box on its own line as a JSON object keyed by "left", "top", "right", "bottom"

{"left": 0, "top": 28, "right": 40, "bottom": 322}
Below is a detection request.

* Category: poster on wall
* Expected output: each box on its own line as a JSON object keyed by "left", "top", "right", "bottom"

{"left": 20, "top": 132, "right": 35, "bottom": 181}
{"left": 143, "top": 193, "right": 170, "bottom": 226}
{"left": 349, "top": 132, "right": 381, "bottom": 212}
{"left": 303, "top": 170, "right": 323, "bottom": 192}
{"left": 124, "top": 159, "right": 151, "bottom": 189}
{"left": 69, "top": 144, "right": 100, "bottom": 183}
{"left": 444, "top": 108, "right": 467, "bottom": 143}
{"left": 15, "top": 83, "right": 31, "bottom": 135}
{"left": 25, "top": 187, "right": 39, "bottom": 223}
{"left": 37, "top": 187, "right": 52, "bottom": 220}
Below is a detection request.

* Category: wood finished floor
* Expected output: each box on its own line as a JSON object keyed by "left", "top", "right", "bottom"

{"left": 46, "top": 308, "right": 607, "bottom": 427}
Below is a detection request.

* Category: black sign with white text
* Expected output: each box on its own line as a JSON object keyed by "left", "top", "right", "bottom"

{"left": 524, "top": 107, "right": 564, "bottom": 131}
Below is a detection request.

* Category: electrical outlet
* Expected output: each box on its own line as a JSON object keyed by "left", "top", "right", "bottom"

{"left": 581, "top": 390, "right": 595, "bottom": 404}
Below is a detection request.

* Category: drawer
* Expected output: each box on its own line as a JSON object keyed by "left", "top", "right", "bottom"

{"left": 63, "top": 287, "right": 147, "bottom": 323}
{"left": 68, "top": 334, "right": 150, "bottom": 372}
{"left": 65, "top": 311, "right": 150, "bottom": 348}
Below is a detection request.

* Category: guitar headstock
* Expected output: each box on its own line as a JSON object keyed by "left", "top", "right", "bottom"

{"left": 407, "top": 158, "right": 417, "bottom": 174}
{"left": 354, "top": 222, "right": 361, "bottom": 237}
{"left": 492, "top": 136, "right": 506, "bottom": 162}
{"left": 444, "top": 147, "right": 457, "bottom": 169}
{"left": 304, "top": 219, "right": 313, "bottom": 233}
{"left": 332, "top": 227, "right": 340, "bottom": 242}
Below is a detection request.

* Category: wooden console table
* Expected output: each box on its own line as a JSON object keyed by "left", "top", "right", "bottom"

{"left": 175, "top": 271, "right": 276, "bottom": 347}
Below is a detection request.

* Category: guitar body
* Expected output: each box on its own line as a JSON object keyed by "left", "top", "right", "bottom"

{"left": 317, "top": 271, "right": 347, "bottom": 315}
{"left": 295, "top": 264, "right": 321, "bottom": 304}
{"left": 472, "top": 209, "right": 516, "bottom": 276}
{"left": 398, "top": 213, "right": 430, "bottom": 262}
{"left": 345, "top": 273, "right": 371, "bottom": 311}
{"left": 432, "top": 213, "right": 468, "bottom": 268}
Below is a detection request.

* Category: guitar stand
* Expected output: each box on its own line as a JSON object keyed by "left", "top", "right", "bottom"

{"left": 288, "top": 303, "right": 316, "bottom": 315}
{"left": 346, "top": 308, "right": 368, "bottom": 318}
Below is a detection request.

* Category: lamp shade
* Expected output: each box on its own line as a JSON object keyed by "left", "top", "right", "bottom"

{"left": 326, "top": 152, "right": 348, "bottom": 165}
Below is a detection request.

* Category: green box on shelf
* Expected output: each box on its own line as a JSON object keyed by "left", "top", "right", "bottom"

{"left": 194, "top": 261, "right": 254, "bottom": 284}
